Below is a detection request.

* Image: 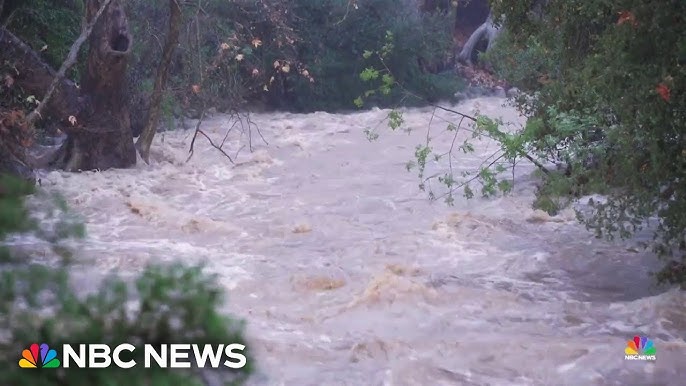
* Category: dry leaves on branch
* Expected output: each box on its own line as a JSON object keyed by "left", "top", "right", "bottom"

{"left": 656, "top": 83, "right": 671, "bottom": 102}
{"left": 617, "top": 11, "right": 638, "bottom": 27}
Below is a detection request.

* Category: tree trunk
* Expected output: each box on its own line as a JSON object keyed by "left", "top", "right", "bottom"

{"left": 457, "top": 13, "right": 501, "bottom": 65}
{"left": 135, "top": 0, "right": 182, "bottom": 163}
{"left": 55, "top": 0, "right": 136, "bottom": 171}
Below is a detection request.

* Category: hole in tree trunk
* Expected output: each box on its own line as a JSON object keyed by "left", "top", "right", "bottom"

{"left": 111, "top": 34, "right": 129, "bottom": 52}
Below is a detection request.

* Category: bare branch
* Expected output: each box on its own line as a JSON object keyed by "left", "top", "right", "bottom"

{"left": 186, "top": 108, "right": 206, "bottom": 162}
{"left": 186, "top": 110, "right": 234, "bottom": 164}
{"left": 334, "top": 0, "right": 358, "bottom": 25}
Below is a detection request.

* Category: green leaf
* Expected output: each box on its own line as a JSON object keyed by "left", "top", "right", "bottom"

{"left": 360, "top": 67, "right": 380, "bottom": 82}
{"left": 353, "top": 97, "right": 364, "bottom": 108}
{"left": 388, "top": 110, "right": 404, "bottom": 130}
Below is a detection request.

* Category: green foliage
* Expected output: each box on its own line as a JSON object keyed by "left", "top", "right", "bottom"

{"left": 2, "top": 0, "right": 83, "bottom": 79}
{"left": 480, "top": 29, "right": 558, "bottom": 91}
{"left": 285, "top": 0, "right": 462, "bottom": 112}
{"left": 4, "top": 0, "right": 463, "bottom": 120}
{"left": 487, "top": 0, "right": 686, "bottom": 286}
{"left": 357, "top": 32, "right": 520, "bottom": 206}
{"left": 126, "top": 0, "right": 303, "bottom": 118}
{"left": 0, "top": 175, "right": 36, "bottom": 261}
{"left": 0, "top": 174, "right": 252, "bottom": 384}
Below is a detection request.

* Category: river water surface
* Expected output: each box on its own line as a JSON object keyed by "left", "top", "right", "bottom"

{"left": 35, "top": 97, "right": 685, "bottom": 385}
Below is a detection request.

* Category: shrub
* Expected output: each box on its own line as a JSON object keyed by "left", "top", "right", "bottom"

{"left": 1, "top": 0, "right": 83, "bottom": 78}
{"left": 486, "top": 0, "right": 686, "bottom": 286}
{"left": 284, "top": 0, "right": 462, "bottom": 111}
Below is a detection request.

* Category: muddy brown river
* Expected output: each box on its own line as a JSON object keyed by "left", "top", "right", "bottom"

{"left": 33, "top": 97, "right": 685, "bottom": 385}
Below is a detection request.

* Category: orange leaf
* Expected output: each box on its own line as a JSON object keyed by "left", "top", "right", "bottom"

{"left": 656, "top": 83, "right": 670, "bottom": 102}
{"left": 191, "top": 84, "right": 201, "bottom": 94}
{"left": 617, "top": 11, "right": 637, "bottom": 27}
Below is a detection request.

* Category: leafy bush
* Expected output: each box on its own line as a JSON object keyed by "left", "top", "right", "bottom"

{"left": 1, "top": 0, "right": 83, "bottom": 78}
{"left": 126, "top": 0, "right": 304, "bottom": 112}
{"left": 362, "top": 0, "right": 686, "bottom": 287}
{"left": 124, "top": 0, "right": 462, "bottom": 116}
{"left": 0, "top": 174, "right": 252, "bottom": 385}
{"left": 485, "top": 0, "right": 686, "bottom": 286}
{"left": 285, "top": 0, "right": 462, "bottom": 111}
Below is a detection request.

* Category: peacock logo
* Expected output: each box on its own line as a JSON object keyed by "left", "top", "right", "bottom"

{"left": 19, "top": 343, "right": 61, "bottom": 368}
{"left": 624, "top": 336, "right": 657, "bottom": 360}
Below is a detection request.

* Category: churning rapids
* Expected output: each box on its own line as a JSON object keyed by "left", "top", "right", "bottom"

{"left": 26, "top": 97, "right": 686, "bottom": 385}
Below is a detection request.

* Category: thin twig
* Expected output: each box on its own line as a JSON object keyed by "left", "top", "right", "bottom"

{"left": 246, "top": 111, "right": 268, "bottom": 146}
{"left": 426, "top": 107, "right": 436, "bottom": 144}
{"left": 196, "top": 129, "right": 234, "bottom": 163}
{"left": 433, "top": 152, "right": 507, "bottom": 202}
{"left": 233, "top": 144, "right": 245, "bottom": 160}
{"left": 402, "top": 84, "right": 549, "bottom": 174}
{"left": 334, "top": 0, "right": 356, "bottom": 25}
{"left": 446, "top": 115, "right": 466, "bottom": 186}
{"left": 186, "top": 108, "right": 234, "bottom": 164}
{"left": 220, "top": 119, "right": 240, "bottom": 148}
{"left": 186, "top": 108, "right": 206, "bottom": 162}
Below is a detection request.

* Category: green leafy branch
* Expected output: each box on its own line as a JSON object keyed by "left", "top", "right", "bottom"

{"left": 354, "top": 32, "right": 548, "bottom": 205}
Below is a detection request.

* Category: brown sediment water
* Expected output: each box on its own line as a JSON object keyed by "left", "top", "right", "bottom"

{"left": 32, "top": 97, "right": 686, "bottom": 385}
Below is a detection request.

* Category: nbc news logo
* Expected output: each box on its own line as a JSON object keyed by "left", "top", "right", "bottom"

{"left": 624, "top": 336, "right": 657, "bottom": 361}
{"left": 19, "top": 342, "right": 247, "bottom": 369}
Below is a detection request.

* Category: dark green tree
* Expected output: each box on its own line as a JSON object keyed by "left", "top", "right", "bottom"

{"left": 485, "top": 0, "right": 686, "bottom": 285}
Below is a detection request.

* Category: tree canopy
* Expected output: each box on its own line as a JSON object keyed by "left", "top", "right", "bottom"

{"left": 485, "top": 0, "right": 686, "bottom": 284}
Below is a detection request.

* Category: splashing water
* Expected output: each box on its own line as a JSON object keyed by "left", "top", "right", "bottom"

{"left": 34, "top": 97, "right": 685, "bottom": 385}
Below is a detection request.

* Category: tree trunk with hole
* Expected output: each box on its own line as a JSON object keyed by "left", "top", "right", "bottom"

{"left": 136, "top": 0, "right": 182, "bottom": 163}
{"left": 54, "top": 0, "right": 136, "bottom": 171}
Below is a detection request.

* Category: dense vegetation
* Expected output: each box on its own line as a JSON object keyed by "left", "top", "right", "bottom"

{"left": 2, "top": 0, "right": 462, "bottom": 126}
{"left": 485, "top": 0, "right": 686, "bottom": 285}
{"left": 132, "top": 0, "right": 461, "bottom": 114}
{"left": 361, "top": 0, "right": 685, "bottom": 286}
{"left": 285, "top": 0, "right": 460, "bottom": 111}
{"left": 1, "top": 6, "right": 683, "bottom": 385}
{"left": 355, "top": 0, "right": 686, "bottom": 286}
